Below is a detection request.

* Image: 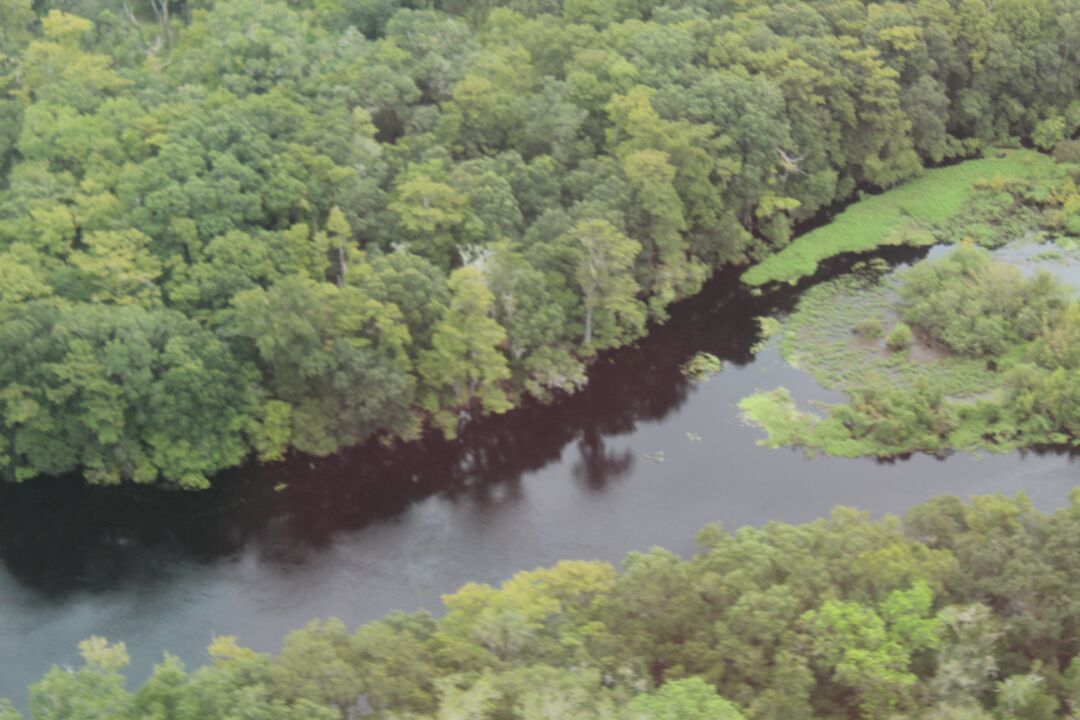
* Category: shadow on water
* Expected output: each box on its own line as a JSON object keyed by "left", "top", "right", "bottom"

{"left": 0, "top": 266, "right": 730, "bottom": 597}
{"left": 0, "top": 241, "right": 973, "bottom": 600}
{"left": 3, "top": 239, "right": 1080, "bottom": 705}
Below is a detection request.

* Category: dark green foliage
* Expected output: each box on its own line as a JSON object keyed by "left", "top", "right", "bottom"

{"left": 830, "top": 382, "right": 958, "bottom": 454}
{"left": 0, "top": 302, "right": 254, "bottom": 487}
{"left": 5, "top": 0, "right": 1080, "bottom": 486}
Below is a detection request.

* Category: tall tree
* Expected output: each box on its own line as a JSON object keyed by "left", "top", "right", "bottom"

{"left": 418, "top": 266, "right": 511, "bottom": 436}
{"left": 557, "top": 219, "right": 645, "bottom": 351}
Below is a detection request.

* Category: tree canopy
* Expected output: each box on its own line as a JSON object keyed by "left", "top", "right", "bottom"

{"left": 3, "top": 0, "right": 1080, "bottom": 486}
{"left": 14, "top": 492, "right": 1080, "bottom": 719}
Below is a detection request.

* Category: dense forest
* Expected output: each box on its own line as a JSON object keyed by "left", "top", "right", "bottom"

{"left": 4, "top": 0, "right": 1080, "bottom": 487}
{"left": 10, "top": 491, "right": 1080, "bottom": 718}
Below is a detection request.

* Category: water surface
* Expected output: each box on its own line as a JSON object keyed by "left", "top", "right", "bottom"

{"left": 1, "top": 245, "right": 1077, "bottom": 702}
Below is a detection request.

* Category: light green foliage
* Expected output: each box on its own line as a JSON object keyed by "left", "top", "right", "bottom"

{"left": 681, "top": 352, "right": 724, "bottom": 382}
{"left": 131, "top": 654, "right": 187, "bottom": 720}
{"left": 803, "top": 584, "right": 941, "bottom": 716}
{"left": 1031, "top": 304, "right": 1080, "bottom": 371}
{"left": 0, "top": 0, "right": 34, "bottom": 53}
{"left": 629, "top": 677, "right": 745, "bottom": 720}
{"left": 1033, "top": 116, "right": 1067, "bottom": 152}
{"left": 389, "top": 160, "right": 471, "bottom": 269}
{"left": 228, "top": 275, "right": 416, "bottom": 457}
{"left": 270, "top": 619, "right": 364, "bottom": 717}
{"left": 249, "top": 400, "right": 293, "bottom": 463}
{"left": 996, "top": 674, "right": 1058, "bottom": 720}
{"left": 439, "top": 560, "right": 617, "bottom": 666}
{"left": 1062, "top": 658, "right": 1080, "bottom": 717}
{"left": 929, "top": 604, "right": 1001, "bottom": 704}
{"left": 886, "top": 323, "right": 913, "bottom": 353}
{"left": 419, "top": 267, "right": 511, "bottom": 436}
{"left": 16, "top": 11, "right": 127, "bottom": 112}
{"left": 558, "top": 219, "right": 645, "bottom": 352}
{"left": 70, "top": 230, "right": 163, "bottom": 306}
{"left": 352, "top": 612, "right": 441, "bottom": 715}
{"left": 899, "top": 246, "right": 1069, "bottom": 357}
{"left": 742, "top": 151, "right": 1054, "bottom": 286}
{"left": 29, "top": 638, "right": 132, "bottom": 720}
{"left": 427, "top": 666, "right": 623, "bottom": 720}
{"left": 485, "top": 242, "right": 585, "bottom": 396}
{"left": 738, "top": 388, "right": 820, "bottom": 451}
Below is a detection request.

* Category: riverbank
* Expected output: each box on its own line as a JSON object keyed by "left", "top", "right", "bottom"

{"left": 4, "top": 251, "right": 1080, "bottom": 706}
{"left": 12, "top": 491, "right": 1080, "bottom": 720}
{"left": 741, "top": 149, "right": 1055, "bottom": 287}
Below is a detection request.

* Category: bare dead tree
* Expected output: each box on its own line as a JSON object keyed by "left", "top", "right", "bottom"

{"left": 120, "top": 2, "right": 151, "bottom": 55}
{"left": 122, "top": 0, "right": 174, "bottom": 53}
{"left": 147, "top": 0, "right": 173, "bottom": 49}
{"left": 778, "top": 147, "right": 805, "bottom": 184}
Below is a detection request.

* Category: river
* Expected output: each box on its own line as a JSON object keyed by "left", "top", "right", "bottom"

{"left": 1, "top": 244, "right": 1078, "bottom": 703}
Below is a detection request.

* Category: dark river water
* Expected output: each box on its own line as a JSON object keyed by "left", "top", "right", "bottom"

{"left": 2, "top": 244, "right": 1079, "bottom": 703}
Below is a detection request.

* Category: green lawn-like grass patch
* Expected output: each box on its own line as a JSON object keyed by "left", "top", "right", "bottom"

{"left": 742, "top": 149, "right": 1055, "bottom": 286}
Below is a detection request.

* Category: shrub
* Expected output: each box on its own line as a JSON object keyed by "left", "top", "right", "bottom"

{"left": 886, "top": 323, "right": 913, "bottom": 352}
{"left": 1033, "top": 115, "right": 1066, "bottom": 151}
{"left": 681, "top": 352, "right": 724, "bottom": 381}
{"left": 898, "top": 246, "right": 1070, "bottom": 356}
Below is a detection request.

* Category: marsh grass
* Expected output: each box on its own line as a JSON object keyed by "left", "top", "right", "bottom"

{"left": 742, "top": 150, "right": 1055, "bottom": 286}
{"left": 681, "top": 352, "right": 724, "bottom": 381}
{"left": 738, "top": 152, "right": 1080, "bottom": 458}
{"left": 741, "top": 246, "right": 1065, "bottom": 457}
{"left": 738, "top": 388, "right": 821, "bottom": 450}
{"left": 776, "top": 274, "right": 998, "bottom": 398}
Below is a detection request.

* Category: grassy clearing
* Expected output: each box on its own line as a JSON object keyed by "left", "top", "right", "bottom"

{"left": 742, "top": 149, "right": 1055, "bottom": 286}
